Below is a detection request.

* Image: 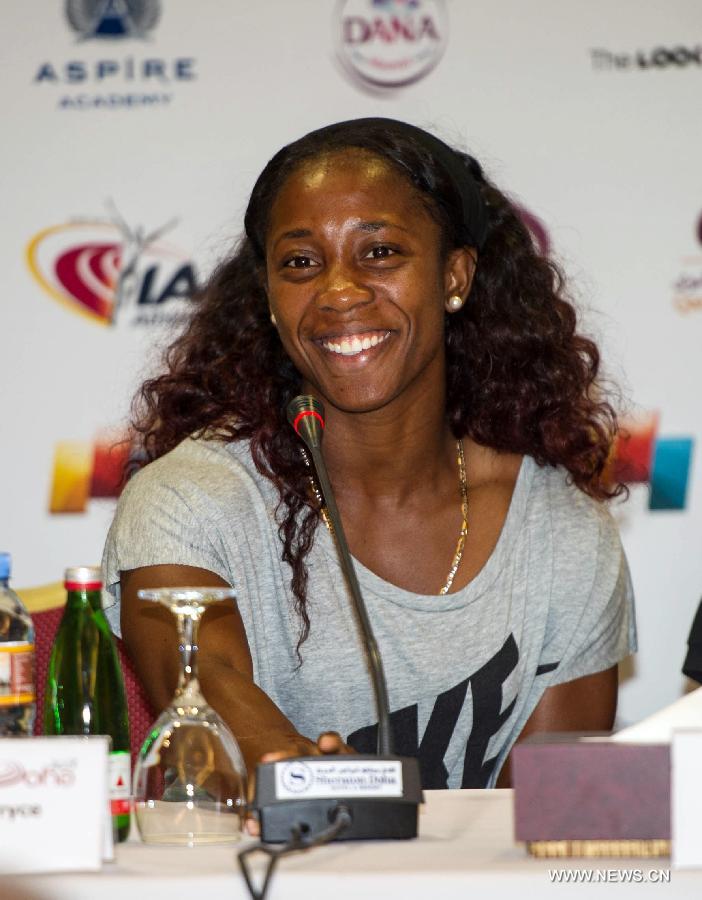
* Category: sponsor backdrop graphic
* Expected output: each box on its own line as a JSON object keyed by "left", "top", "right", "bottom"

{"left": 1, "top": 0, "right": 701, "bottom": 726}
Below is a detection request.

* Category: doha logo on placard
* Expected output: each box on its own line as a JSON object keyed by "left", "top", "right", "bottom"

{"left": 335, "top": 0, "right": 448, "bottom": 90}
{"left": 0, "top": 760, "right": 76, "bottom": 789}
{"left": 65, "top": 0, "right": 160, "bottom": 40}
{"left": 26, "top": 204, "right": 196, "bottom": 328}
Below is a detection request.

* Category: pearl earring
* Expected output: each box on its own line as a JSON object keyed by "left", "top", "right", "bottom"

{"left": 446, "top": 295, "right": 464, "bottom": 312}
{"left": 270, "top": 312, "right": 277, "bottom": 326}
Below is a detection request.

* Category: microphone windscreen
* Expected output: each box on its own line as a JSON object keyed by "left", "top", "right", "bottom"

{"left": 287, "top": 395, "right": 325, "bottom": 449}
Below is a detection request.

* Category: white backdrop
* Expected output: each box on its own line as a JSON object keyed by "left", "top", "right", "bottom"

{"left": 1, "top": 0, "right": 701, "bottom": 726}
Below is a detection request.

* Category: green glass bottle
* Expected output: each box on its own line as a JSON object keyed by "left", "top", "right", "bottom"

{"left": 44, "top": 566, "right": 131, "bottom": 842}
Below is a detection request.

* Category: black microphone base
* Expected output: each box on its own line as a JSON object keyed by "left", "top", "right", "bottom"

{"left": 253, "top": 754, "right": 423, "bottom": 842}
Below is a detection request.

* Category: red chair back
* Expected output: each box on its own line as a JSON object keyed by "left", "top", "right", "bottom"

{"left": 32, "top": 606, "right": 156, "bottom": 766}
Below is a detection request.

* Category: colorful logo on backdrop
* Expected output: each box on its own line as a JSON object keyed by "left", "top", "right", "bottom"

{"left": 65, "top": 0, "right": 161, "bottom": 40}
{"left": 335, "top": 0, "right": 448, "bottom": 90}
{"left": 590, "top": 45, "right": 702, "bottom": 71}
{"left": 50, "top": 411, "right": 694, "bottom": 515}
{"left": 49, "top": 431, "right": 134, "bottom": 513}
{"left": 672, "top": 210, "right": 702, "bottom": 315}
{"left": 26, "top": 204, "right": 197, "bottom": 327}
{"left": 32, "top": 1, "right": 195, "bottom": 110}
{"left": 610, "top": 413, "right": 694, "bottom": 511}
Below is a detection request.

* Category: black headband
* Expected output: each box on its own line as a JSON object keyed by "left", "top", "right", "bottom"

{"left": 299, "top": 117, "right": 489, "bottom": 250}
{"left": 245, "top": 118, "right": 489, "bottom": 254}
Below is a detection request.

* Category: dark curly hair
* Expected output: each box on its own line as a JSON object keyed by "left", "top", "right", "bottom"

{"left": 130, "top": 119, "right": 623, "bottom": 655}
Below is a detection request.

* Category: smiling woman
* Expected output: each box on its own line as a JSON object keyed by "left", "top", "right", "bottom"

{"left": 264, "top": 148, "right": 472, "bottom": 421}
{"left": 102, "top": 118, "right": 636, "bottom": 789}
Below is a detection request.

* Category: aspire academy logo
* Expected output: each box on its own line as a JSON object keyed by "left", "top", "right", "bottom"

{"left": 26, "top": 203, "right": 197, "bottom": 327}
{"left": 335, "top": 0, "right": 447, "bottom": 91}
{"left": 65, "top": 0, "right": 160, "bottom": 41}
{"left": 32, "top": 1, "right": 195, "bottom": 110}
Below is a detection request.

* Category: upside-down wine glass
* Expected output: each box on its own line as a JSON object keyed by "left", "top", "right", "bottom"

{"left": 133, "top": 587, "right": 247, "bottom": 845}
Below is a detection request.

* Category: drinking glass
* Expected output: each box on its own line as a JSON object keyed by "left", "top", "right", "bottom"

{"left": 133, "top": 587, "right": 247, "bottom": 845}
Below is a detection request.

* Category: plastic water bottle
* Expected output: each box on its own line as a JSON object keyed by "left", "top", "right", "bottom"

{"left": 0, "top": 552, "right": 36, "bottom": 735}
{"left": 44, "top": 566, "right": 131, "bottom": 841}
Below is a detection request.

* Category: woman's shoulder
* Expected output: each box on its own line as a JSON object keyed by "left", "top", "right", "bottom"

{"left": 118, "top": 434, "right": 273, "bottom": 519}
{"left": 525, "top": 460, "right": 630, "bottom": 619}
{"left": 103, "top": 435, "right": 276, "bottom": 600}
{"left": 529, "top": 459, "right": 620, "bottom": 547}
{"left": 528, "top": 462, "right": 636, "bottom": 681}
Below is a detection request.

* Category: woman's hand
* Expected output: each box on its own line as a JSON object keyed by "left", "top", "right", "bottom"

{"left": 258, "top": 730, "right": 354, "bottom": 764}
{"left": 245, "top": 731, "right": 355, "bottom": 836}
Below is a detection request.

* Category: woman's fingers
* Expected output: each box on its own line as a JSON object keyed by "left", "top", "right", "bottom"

{"left": 245, "top": 733, "right": 353, "bottom": 839}
{"left": 259, "top": 749, "right": 299, "bottom": 763}
{"left": 245, "top": 816, "right": 261, "bottom": 837}
{"left": 256, "top": 733, "right": 351, "bottom": 765}
{"left": 316, "top": 731, "right": 349, "bottom": 754}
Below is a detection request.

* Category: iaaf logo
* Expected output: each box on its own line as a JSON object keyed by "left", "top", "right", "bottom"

{"left": 26, "top": 202, "right": 197, "bottom": 327}
{"left": 335, "top": 0, "right": 447, "bottom": 91}
{"left": 0, "top": 760, "right": 76, "bottom": 788}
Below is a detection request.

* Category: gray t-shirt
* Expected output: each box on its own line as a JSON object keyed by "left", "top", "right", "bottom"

{"left": 102, "top": 436, "right": 636, "bottom": 789}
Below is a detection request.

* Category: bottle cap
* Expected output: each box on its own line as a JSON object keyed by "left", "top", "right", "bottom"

{"left": 64, "top": 566, "right": 103, "bottom": 591}
{"left": 0, "top": 552, "right": 10, "bottom": 580}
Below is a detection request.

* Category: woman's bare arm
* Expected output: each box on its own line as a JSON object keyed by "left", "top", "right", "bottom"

{"left": 120, "top": 564, "right": 325, "bottom": 774}
{"left": 495, "top": 665, "right": 618, "bottom": 788}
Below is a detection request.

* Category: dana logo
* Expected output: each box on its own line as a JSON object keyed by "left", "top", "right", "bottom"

{"left": 65, "top": 0, "right": 161, "bottom": 41}
{"left": 335, "top": 0, "right": 447, "bottom": 90}
{"left": 26, "top": 203, "right": 197, "bottom": 327}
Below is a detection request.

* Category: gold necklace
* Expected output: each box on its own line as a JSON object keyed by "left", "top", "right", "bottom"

{"left": 441, "top": 438, "right": 469, "bottom": 595}
{"left": 303, "top": 439, "right": 469, "bottom": 595}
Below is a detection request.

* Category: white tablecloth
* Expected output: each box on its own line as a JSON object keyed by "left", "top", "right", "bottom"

{"left": 7, "top": 790, "right": 697, "bottom": 899}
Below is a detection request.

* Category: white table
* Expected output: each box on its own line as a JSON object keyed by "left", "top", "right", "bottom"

{"left": 8, "top": 790, "right": 699, "bottom": 899}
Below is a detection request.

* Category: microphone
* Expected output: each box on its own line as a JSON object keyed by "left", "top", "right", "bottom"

{"left": 287, "top": 394, "right": 324, "bottom": 450}
{"left": 251, "top": 395, "right": 423, "bottom": 843}
{"left": 287, "top": 395, "right": 392, "bottom": 757}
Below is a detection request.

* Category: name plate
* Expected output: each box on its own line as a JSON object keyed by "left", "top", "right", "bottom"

{"left": 0, "top": 736, "right": 110, "bottom": 874}
{"left": 275, "top": 758, "right": 403, "bottom": 799}
{"left": 672, "top": 729, "right": 702, "bottom": 867}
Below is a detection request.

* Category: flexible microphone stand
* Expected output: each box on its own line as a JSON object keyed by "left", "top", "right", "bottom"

{"left": 250, "top": 395, "right": 423, "bottom": 845}
{"left": 286, "top": 394, "right": 393, "bottom": 756}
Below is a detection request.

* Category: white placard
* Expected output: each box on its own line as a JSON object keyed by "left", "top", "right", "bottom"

{"left": 275, "top": 759, "right": 403, "bottom": 800}
{"left": 0, "top": 736, "right": 110, "bottom": 874}
{"left": 672, "top": 729, "right": 702, "bottom": 868}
